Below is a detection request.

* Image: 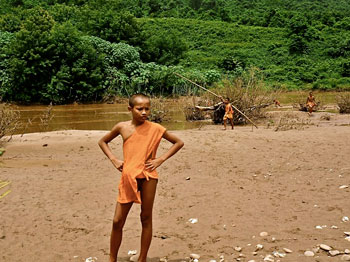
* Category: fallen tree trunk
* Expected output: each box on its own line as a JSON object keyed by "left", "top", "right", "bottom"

{"left": 195, "top": 102, "right": 272, "bottom": 124}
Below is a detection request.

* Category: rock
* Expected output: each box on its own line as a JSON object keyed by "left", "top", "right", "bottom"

{"left": 312, "top": 247, "right": 320, "bottom": 253}
{"left": 128, "top": 250, "right": 137, "bottom": 256}
{"left": 186, "top": 177, "right": 191, "bottom": 180}
{"left": 304, "top": 251, "right": 315, "bottom": 257}
{"left": 255, "top": 244, "right": 264, "bottom": 251}
{"left": 263, "top": 255, "right": 274, "bottom": 261}
{"left": 272, "top": 251, "right": 286, "bottom": 258}
{"left": 339, "top": 185, "right": 349, "bottom": 189}
{"left": 341, "top": 255, "right": 350, "bottom": 261}
{"left": 344, "top": 232, "right": 350, "bottom": 236}
{"left": 209, "top": 260, "right": 217, "bottom": 262}
{"left": 260, "top": 232, "right": 268, "bottom": 237}
{"left": 331, "top": 225, "right": 338, "bottom": 229}
{"left": 342, "top": 216, "right": 349, "bottom": 222}
{"left": 130, "top": 255, "right": 138, "bottom": 262}
{"left": 252, "top": 252, "right": 258, "bottom": 256}
{"left": 345, "top": 236, "right": 350, "bottom": 241}
{"left": 329, "top": 250, "right": 340, "bottom": 256}
{"left": 234, "top": 247, "right": 242, "bottom": 252}
{"left": 190, "top": 254, "right": 200, "bottom": 260}
{"left": 271, "top": 237, "right": 276, "bottom": 242}
{"left": 315, "top": 225, "right": 323, "bottom": 229}
{"left": 188, "top": 218, "right": 198, "bottom": 224}
{"left": 85, "top": 258, "right": 98, "bottom": 262}
{"left": 248, "top": 260, "right": 256, "bottom": 262}
{"left": 160, "top": 258, "right": 168, "bottom": 262}
{"left": 345, "top": 249, "right": 350, "bottom": 254}
{"left": 320, "top": 244, "right": 332, "bottom": 251}
{"left": 283, "top": 248, "right": 293, "bottom": 253}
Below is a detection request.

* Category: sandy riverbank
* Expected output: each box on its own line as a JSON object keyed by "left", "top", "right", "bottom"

{"left": 1, "top": 112, "right": 350, "bottom": 262}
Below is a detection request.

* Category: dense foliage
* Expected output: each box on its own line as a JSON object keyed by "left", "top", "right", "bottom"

{"left": 1, "top": 0, "right": 350, "bottom": 103}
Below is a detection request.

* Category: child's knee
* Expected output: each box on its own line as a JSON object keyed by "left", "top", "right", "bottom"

{"left": 112, "top": 218, "right": 125, "bottom": 231}
{"left": 140, "top": 212, "right": 152, "bottom": 226}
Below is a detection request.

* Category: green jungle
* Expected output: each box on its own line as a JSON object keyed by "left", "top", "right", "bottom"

{"left": 1, "top": 0, "right": 350, "bottom": 104}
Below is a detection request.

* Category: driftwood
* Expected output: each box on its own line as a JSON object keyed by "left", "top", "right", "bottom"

{"left": 195, "top": 102, "right": 271, "bottom": 124}
{"left": 295, "top": 102, "right": 321, "bottom": 112}
{"left": 174, "top": 72, "right": 258, "bottom": 128}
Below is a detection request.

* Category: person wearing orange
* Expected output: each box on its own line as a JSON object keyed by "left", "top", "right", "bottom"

{"left": 98, "top": 93, "right": 184, "bottom": 262}
{"left": 306, "top": 91, "right": 316, "bottom": 115}
{"left": 221, "top": 97, "right": 234, "bottom": 130}
{"left": 273, "top": 99, "right": 281, "bottom": 108}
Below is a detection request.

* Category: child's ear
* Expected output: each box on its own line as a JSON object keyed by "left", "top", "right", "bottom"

{"left": 128, "top": 106, "right": 133, "bottom": 111}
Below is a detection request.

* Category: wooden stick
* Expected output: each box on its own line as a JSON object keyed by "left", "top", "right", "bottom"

{"left": 174, "top": 72, "right": 258, "bottom": 129}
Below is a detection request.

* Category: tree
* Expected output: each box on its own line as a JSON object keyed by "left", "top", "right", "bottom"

{"left": 4, "top": 8, "right": 105, "bottom": 103}
{"left": 287, "top": 14, "right": 310, "bottom": 54}
{"left": 141, "top": 30, "right": 188, "bottom": 65}
{"left": 5, "top": 8, "right": 56, "bottom": 102}
{"left": 79, "top": 9, "right": 141, "bottom": 44}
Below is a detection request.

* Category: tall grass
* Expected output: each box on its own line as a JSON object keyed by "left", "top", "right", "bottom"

{"left": 202, "top": 68, "right": 278, "bottom": 124}
{"left": 336, "top": 93, "right": 350, "bottom": 113}
{"left": 0, "top": 104, "right": 20, "bottom": 143}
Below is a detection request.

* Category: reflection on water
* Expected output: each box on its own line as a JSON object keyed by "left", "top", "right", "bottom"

{"left": 14, "top": 103, "right": 205, "bottom": 134}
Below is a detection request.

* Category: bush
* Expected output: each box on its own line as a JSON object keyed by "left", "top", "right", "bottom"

{"left": 0, "top": 104, "right": 20, "bottom": 142}
{"left": 202, "top": 67, "right": 275, "bottom": 124}
{"left": 3, "top": 9, "right": 105, "bottom": 104}
{"left": 336, "top": 92, "right": 350, "bottom": 113}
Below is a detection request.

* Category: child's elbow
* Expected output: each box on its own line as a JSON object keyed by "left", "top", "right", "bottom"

{"left": 178, "top": 140, "right": 184, "bottom": 148}
{"left": 98, "top": 139, "right": 105, "bottom": 148}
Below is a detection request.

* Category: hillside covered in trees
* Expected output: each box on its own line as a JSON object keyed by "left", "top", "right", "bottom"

{"left": 1, "top": 0, "right": 350, "bottom": 103}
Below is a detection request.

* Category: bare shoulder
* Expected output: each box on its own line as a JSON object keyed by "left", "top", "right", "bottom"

{"left": 104, "top": 121, "right": 131, "bottom": 139}
{"left": 114, "top": 120, "right": 131, "bottom": 131}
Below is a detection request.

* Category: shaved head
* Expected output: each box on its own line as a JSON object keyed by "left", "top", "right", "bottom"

{"left": 129, "top": 93, "right": 150, "bottom": 108}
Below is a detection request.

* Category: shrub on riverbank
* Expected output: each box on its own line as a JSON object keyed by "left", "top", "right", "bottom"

{"left": 201, "top": 68, "right": 277, "bottom": 124}
{"left": 336, "top": 92, "right": 350, "bottom": 114}
{"left": 0, "top": 104, "right": 20, "bottom": 143}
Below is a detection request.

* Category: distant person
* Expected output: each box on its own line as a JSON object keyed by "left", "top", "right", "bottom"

{"left": 273, "top": 99, "right": 281, "bottom": 108}
{"left": 98, "top": 93, "right": 184, "bottom": 262}
{"left": 306, "top": 92, "right": 316, "bottom": 115}
{"left": 221, "top": 97, "right": 234, "bottom": 130}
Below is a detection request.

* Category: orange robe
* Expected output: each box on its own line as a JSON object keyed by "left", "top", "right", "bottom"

{"left": 118, "top": 121, "right": 166, "bottom": 204}
{"left": 223, "top": 103, "right": 234, "bottom": 120}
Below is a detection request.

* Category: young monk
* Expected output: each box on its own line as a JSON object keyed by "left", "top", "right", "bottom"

{"left": 98, "top": 93, "right": 184, "bottom": 262}
{"left": 273, "top": 99, "right": 281, "bottom": 108}
{"left": 306, "top": 91, "right": 316, "bottom": 115}
{"left": 222, "top": 97, "right": 234, "bottom": 130}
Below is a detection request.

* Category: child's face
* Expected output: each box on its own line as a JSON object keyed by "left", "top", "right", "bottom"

{"left": 128, "top": 97, "right": 151, "bottom": 123}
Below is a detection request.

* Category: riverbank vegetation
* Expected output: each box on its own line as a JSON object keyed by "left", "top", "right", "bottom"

{"left": 1, "top": 0, "right": 350, "bottom": 104}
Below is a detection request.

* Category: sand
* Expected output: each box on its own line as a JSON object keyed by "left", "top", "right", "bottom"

{"left": 1, "top": 111, "right": 350, "bottom": 262}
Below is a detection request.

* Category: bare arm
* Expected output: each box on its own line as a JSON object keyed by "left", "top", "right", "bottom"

{"left": 98, "top": 123, "right": 124, "bottom": 172}
{"left": 145, "top": 131, "right": 184, "bottom": 171}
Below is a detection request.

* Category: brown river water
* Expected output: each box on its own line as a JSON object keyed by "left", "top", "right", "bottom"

{"left": 13, "top": 103, "right": 204, "bottom": 134}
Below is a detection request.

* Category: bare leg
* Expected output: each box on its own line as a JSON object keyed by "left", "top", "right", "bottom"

{"left": 223, "top": 119, "right": 227, "bottom": 130}
{"left": 308, "top": 106, "right": 312, "bottom": 116}
{"left": 230, "top": 118, "right": 234, "bottom": 129}
{"left": 138, "top": 179, "right": 158, "bottom": 262}
{"left": 110, "top": 201, "right": 133, "bottom": 262}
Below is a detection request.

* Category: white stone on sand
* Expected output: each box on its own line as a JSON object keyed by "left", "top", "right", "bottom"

{"left": 304, "top": 251, "right": 315, "bottom": 257}
{"left": 190, "top": 254, "right": 200, "bottom": 260}
{"left": 319, "top": 244, "right": 332, "bottom": 251}
{"left": 259, "top": 232, "right": 268, "bottom": 237}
